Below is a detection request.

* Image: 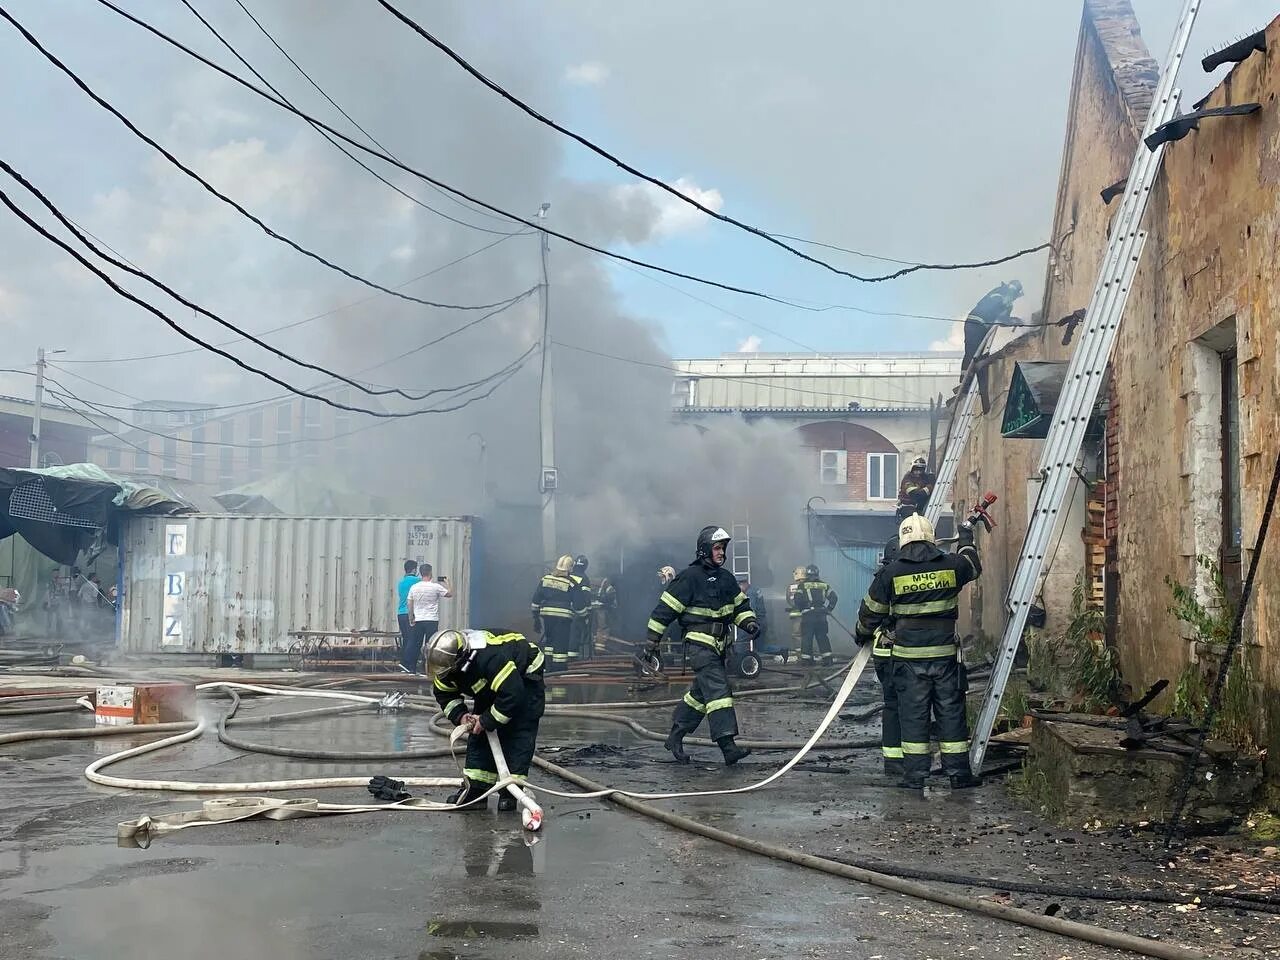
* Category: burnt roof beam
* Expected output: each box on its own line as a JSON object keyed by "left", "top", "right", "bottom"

{"left": 1202, "top": 29, "right": 1267, "bottom": 72}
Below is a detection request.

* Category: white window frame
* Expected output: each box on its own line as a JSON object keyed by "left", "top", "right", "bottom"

{"left": 818, "top": 449, "right": 847, "bottom": 486}
{"left": 867, "top": 452, "right": 899, "bottom": 501}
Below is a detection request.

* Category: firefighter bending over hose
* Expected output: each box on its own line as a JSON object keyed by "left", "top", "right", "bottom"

{"left": 855, "top": 514, "right": 983, "bottom": 789}
{"left": 428, "top": 628, "right": 546, "bottom": 810}
{"left": 647, "top": 526, "right": 759, "bottom": 766}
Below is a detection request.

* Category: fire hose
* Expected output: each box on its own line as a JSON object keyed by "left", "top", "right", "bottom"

{"left": 0, "top": 669, "right": 1262, "bottom": 954}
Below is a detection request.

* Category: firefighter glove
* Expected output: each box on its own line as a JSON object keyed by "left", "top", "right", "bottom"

{"left": 742, "top": 619, "right": 761, "bottom": 639}
{"left": 957, "top": 525, "right": 976, "bottom": 549}
{"left": 853, "top": 627, "right": 872, "bottom": 647}
{"left": 367, "top": 775, "right": 411, "bottom": 802}
{"left": 531, "top": 615, "right": 543, "bottom": 635}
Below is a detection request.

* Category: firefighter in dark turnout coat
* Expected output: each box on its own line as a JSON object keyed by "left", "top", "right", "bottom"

{"left": 793, "top": 563, "right": 837, "bottom": 664}
{"left": 429, "top": 629, "right": 546, "bottom": 810}
{"left": 872, "top": 502, "right": 923, "bottom": 777}
{"left": 856, "top": 514, "right": 982, "bottom": 788}
{"left": 531, "top": 555, "right": 588, "bottom": 670}
{"left": 647, "top": 525, "right": 758, "bottom": 766}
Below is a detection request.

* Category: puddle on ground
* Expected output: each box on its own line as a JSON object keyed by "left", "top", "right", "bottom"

{"left": 426, "top": 920, "right": 540, "bottom": 939}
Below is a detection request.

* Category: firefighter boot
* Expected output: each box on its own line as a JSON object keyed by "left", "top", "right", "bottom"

{"left": 448, "top": 781, "right": 489, "bottom": 810}
{"left": 718, "top": 736, "right": 751, "bottom": 766}
{"left": 883, "top": 759, "right": 904, "bottom": 779}
{"left": 497, "top": 791, "right": 518, "bottom": 812}
{"left": 664, "top": 729, "right": 690, "bottom": 764}
{"left": 950, "top": 771, "right": 983, "bottom": 790}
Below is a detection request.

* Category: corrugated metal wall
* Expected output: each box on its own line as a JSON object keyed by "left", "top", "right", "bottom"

{"left": 813, "top": 544, "right": 882, "bottom": 627}
{"left": 120, "top": 515, "right": 472, "bottom": 655}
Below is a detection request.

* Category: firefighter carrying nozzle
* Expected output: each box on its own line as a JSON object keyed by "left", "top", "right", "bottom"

{"left": 854, "top": 494, "right": 997, "bottom": 790}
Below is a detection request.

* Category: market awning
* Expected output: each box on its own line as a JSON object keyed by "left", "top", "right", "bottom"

{"left": 1000, "top": 361, "right": 1104, "bottom": 440}
{"left": 0, "top": 464, "right": 192, "bottom": 564}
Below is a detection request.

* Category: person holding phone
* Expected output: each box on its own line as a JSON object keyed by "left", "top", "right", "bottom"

{"left": 403, "top": 563, "right": 452, "bottom": 674}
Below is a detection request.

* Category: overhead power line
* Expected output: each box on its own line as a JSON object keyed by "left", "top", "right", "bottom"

{"left": 228, "top": 0, "right": 516, "bottom": 230}
{"left": 66, "top": 1, "right": 933, "bottom": 314}
{"left": 0, "top": 181, "right": 528, "bottom": 420}
{"left": 0, "top": 7, "right": 530, "bottom": 314}
{"left": 180, "top": 0, "right": 521, "bottom": 238}
{"left": 60, "top": 230, "right": 532, "bottom": 366}
{"left": 0, "top": 156, "right": 536, "bottom": 404}
{"left": 375, "top": 0, "right": 1049, "bottom": 284}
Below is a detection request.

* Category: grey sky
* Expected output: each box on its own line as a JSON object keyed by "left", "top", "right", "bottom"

{"left": 0, "top": 0, "right": 1273, "bottom": 545}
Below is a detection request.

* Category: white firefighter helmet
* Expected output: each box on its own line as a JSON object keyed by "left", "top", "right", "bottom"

{"left": 426, "top": 629, "right": 490, "bottom": 679}
{"left": 898, "top": 514, "right": 936, "bottom": 548}
{"left": 554, "top": 554, "right": 574, "bottom": 574}
{"left": 793, "top": 565, "right": 807, "bottom": 582}
{"left": 911, "top": 456, "right": 927, "bottom": 469}
{"left": 658, "top": 565, "right": 676, "bottom": 586}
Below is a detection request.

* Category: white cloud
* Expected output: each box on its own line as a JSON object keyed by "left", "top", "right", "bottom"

{"left": 928, "top": 324, "right": 966, "bottom": 352}
{"left": 612, "top": 176, "right": 725, "bottom": 238}
{"left": 565, "top": 61, "right": 610, "bottom": 86}
{"left": 390, "top": 245, "right": 415, "bottom": 262}
{"left": 737, "top": 335, "right": 762, "bottom": 352}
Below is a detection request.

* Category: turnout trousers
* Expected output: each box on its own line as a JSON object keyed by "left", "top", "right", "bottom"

{"left": 669, "top": 644, "right": 738, "bottom": 741}
{"left": 872, "top": 653, "right": 901, "bottom": 773}
{"left": 799, "top": 612, "right": 832, "bottom": 661}
{"left": 463, "top": 715, "right": 541, "bottom": 787}
{"left": 892, "top": 654, "right": 972, "bottom": 782}
{"left": 541, "top": 618, "right": 577, "bottom": 669}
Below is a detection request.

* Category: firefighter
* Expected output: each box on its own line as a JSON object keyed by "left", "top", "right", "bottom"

{"left": 873, "top": 503, "right": 918, "bottom": 776}
{"left": 785, "top": 565, "right": 807, "bottom": 662}
{"left": 795, "top": 564, "right": 837, "bottom": 665}
{"left": 427, "top": 628, "right": 546, "bottom": 810}
{"left": 647, "top": 526, "right": 759, "bottom": 766}
{"left": 593, "top": 576, "right": 618, "bottom": 649}
{"left": 897, "top": 457, "right": 936, "bottom": 515}
{"left": 570, "top": 554, "right": 593, "bottom": 659}
{"left": 964, "top": 280, "right": 1023, "bottom": 414}
{"left": 531, "top": 555, "right": 585, "bottom": 670}
{"left": 854, "top": 514, "right": 982, "bottom": 789}
{"left": 880, "top": 502, "right": 920, "bottom": 567}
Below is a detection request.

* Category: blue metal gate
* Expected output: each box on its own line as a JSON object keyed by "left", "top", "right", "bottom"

{"left": 813, "top": 544, "right": 881, "bottom": 630}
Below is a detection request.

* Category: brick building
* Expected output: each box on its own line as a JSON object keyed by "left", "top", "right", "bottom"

{"left": 951, "top": 0, "right": 1280, "bottom": 769}
{"left": 673, "top": 352, "right": 959, "bottom": 537}
{"left": 88, "top": 384, "right": 364, "bottom": 492}
{"left": 0, "top": 394, "right": 110, "bottom": 469}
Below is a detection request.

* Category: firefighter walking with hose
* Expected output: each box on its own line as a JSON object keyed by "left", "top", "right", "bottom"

{"left": 647, "top": 526, "right": 759, "bottom": 766}
{"left": 855, "top": 513, "right": 983, "bottom": 789}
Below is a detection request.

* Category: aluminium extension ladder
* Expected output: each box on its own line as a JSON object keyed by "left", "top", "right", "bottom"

{"left": 969, "top": 0, "right": 1203, "bottom": 771}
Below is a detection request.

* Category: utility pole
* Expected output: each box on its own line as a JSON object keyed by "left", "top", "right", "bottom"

{"left": 29, "top": 347, "right": 46, "bottom": 468}
{"left": 536, "top": 203, "right": 557, "bottom": 564}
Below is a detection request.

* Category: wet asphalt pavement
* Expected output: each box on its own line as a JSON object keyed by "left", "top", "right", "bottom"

{"left": 0, "top": 671, "right": 1276, "bottom": 960}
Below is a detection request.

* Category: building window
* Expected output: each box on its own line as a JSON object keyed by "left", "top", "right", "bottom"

{"left": 191, "top": 427, "right": 205, "bottom": 483}
{"left": 168, "top": 411, "right": 185, "bottom": 427}
{"left": 218, "top": 447, "right": 234, "bottom": 486}
{"left": 1222, "top": 351, "right": 1242, "bottom": 603}
{"left": 672, "top": 377, "right": 695, "bottom": 407}
{"left": 105, "top": 445, "right": 121, "bottom": 470}
{"left": 221, "top": 419, "right": 235, "bottom": 444}
{"left": 867, "top": 452, "right": 899, "bottom": 500}
{"left": 819, "top": 449, "right": 847, "bottom": 486}
{"left": 301, "top": 400, "right": 321, "bottom": 463}
{"left": 275, "top": 401, "right": 292, "bottom": 464}
{"left": 162, "top": 436, "right": 178, "bottom": 477}
{"left": 133, "top": 443, "right": 150, "bottom": 471}
{"left": 333, "top": 390, "right": 351, "bottom": 456}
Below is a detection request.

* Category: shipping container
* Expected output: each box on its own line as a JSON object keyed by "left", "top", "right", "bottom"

{"left": 118, "top": 515, "right": 473, "bottom": 656}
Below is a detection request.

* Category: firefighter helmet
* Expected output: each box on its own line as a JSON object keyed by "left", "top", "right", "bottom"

{"left": 793, "top": 565, "right": 807, "bottom": 582}
{"left": 658, "top": 565, "right": 676, "bottom": 585}
{"left": 804, "top": 564, "right": 820, "bottom": 580}
{"left": 572, "top": 554, "right": 589, "bottom": 574}
{"left": 898, "top": 514, "right": 936, "bottom": 547}
{"left": 911, "top": 456, "right": 927, "bottom": 469}
{"left": 696, "top": 526, "right": 731, "bottom": 564}
{"left": 426, "top": 629, "right": 467, "bottom": 678}
{"left": 554, "top": 555, "right": 574, "bottom": 574}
